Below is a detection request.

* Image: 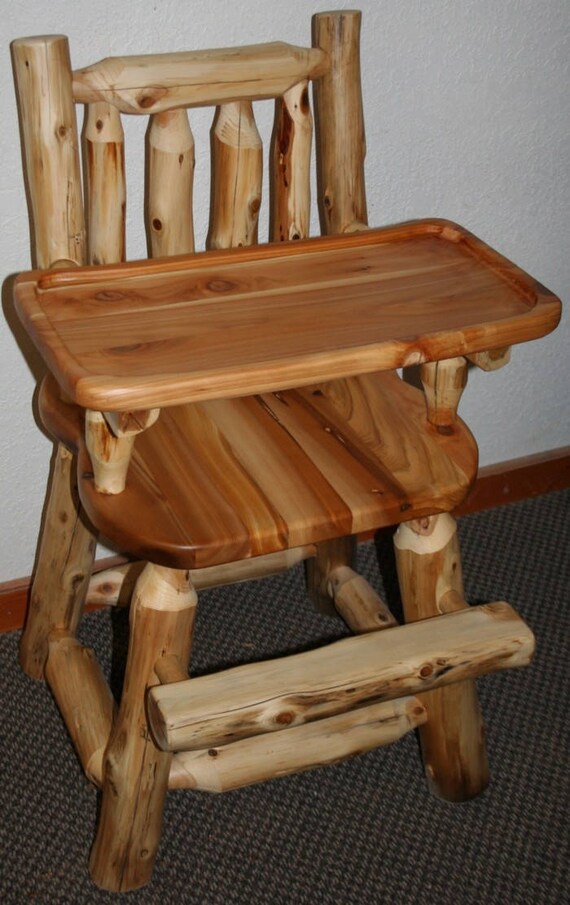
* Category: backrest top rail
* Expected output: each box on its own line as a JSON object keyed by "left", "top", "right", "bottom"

{"left": 71, "top": 42, "right": 328, "bottom": 113}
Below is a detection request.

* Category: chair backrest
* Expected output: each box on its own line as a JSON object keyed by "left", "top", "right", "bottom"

{"left": 11, "top": 10, "right": 367, "bottom": 274}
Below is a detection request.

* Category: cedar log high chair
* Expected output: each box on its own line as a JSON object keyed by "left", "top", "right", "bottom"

{"left": 11, "top": 10, "right": 561, "bottom": 893}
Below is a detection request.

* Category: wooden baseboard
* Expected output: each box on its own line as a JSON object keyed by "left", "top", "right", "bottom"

{"left": 1, "top": 446, "right": 568, "bottom": 634}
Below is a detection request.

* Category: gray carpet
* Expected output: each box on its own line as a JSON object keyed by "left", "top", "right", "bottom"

{"left": 1, "top": 491, "right": 569, "bottom": 904}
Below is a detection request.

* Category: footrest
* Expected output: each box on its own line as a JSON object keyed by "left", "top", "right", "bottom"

{"left": 147, "top": 601, "right": 534, "bottom": 752}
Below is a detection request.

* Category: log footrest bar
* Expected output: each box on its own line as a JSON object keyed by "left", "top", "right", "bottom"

{"left": 168, "top": 696, "right": 427, "bottom": 792}
{"left": 148, "top": 601, "right": 534, "bottom": 753}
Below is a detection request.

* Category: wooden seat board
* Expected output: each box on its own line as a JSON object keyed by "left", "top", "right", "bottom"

{"left": 37, "top": 371, "right": 479, "bottom": 568}
{"left": 15, "top": 220, "right": 561, "bottom": 412}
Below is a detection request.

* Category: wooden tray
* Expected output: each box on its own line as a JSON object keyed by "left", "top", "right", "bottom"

{"left": 14, "top": 219, "right": 561, "bottom": 412}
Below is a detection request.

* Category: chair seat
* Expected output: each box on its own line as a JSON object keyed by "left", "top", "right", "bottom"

{"left": 41, "top": 370, "right": 478, "bottom": 569}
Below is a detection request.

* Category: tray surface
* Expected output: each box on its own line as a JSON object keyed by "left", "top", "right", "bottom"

{"left": 14, "top": 219, "right": 560, "bottom": 411}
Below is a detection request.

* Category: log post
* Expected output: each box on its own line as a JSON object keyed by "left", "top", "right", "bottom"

{"left": 89, "top": 564, "right": 197, "bottom": 892}
{"left": 11, "top": 35, "right": 85, "bottom": 269}
{"left": 305, "top": 535, "right": 356, "bottom": 615}
{"left": 20, "top": 445, "right": 96, "bottom": 678}
{"left": 85, "top": 410, "right": 136, "bottom": 494}
{"left": 393, "top": 513, "right": 490, "bottom": 800}
{"left": 12, "top": 36, "right": 97, "bottom": 678}
{"left": 420, "top": 357, "right": 468, "bottom": 431}
{"left": 466, "top": 347, "right": 511, "bottom": 371}
{"left": 312, "top": 10, "right": 367, "bottom": 235}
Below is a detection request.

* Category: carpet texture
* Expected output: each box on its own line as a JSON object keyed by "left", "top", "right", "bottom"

{"left": 1, "top": 490, "right": 568, "bottom": 904}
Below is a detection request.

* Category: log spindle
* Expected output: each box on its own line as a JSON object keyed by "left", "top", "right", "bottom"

{"left": 85, "top": 101, "right": 126, "bottom": 265}
{"left": 147, "top": 108, "right": 195, "bottom": 257}
{"left": 208, "top": 101, "right": 262, "bottom": 250}
{"left": 271, "top": 80, "right": 312, "bottom": 242}
{"left": 89, "top": 564, "right": 197, "bottom": 892}
{"left": 420, "top": 357, "right": 468, "bottom": 431}
{"left": 394, "top": 512, "right": 490, "bottom": 800}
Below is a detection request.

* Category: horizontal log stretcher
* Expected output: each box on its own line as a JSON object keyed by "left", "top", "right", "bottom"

{"left": 147, "top": 601, "right": 534, "bottom": 753}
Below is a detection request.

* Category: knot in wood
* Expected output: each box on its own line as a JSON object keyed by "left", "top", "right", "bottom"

{"left": 275, "top": 710, "right": 295, "bottom": 726}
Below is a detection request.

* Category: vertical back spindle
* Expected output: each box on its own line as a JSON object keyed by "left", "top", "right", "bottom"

{"left": 147, "top": 109, "right": 195, "bottom": 257}
{"left": 270, "top": 81, "right": 312, "bottom": 242}
{"left": 12, "top": 35, "right": 86, "bottom": 268}
{"left": 208, "top": 101, "right": 262, "bottom": 249}
{"left": 85, "top": 102, "right": 126, "bottom": 264}
{"left": 312, "top": 11, "right": 368, "bottom": 235}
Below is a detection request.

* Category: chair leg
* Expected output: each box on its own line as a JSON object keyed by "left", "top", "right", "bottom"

{"left": 89, "top": 563, "right": 197, "bottom": 892}
{"left": 305, "top": 535, "right": 357, "bottom": 615}
{"left": 20, "top": 443, "right": 96, "bottom": 679}
{"left": 393, "top": 513, "right": 489, "bottom": 801}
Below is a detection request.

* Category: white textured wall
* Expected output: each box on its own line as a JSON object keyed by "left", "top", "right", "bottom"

{"left": 1, "top": 0, "right": 568, "bottom": 581}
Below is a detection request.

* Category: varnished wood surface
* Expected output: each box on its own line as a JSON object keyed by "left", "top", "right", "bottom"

{"left": 15, "top": 220, "right": 561, "bottom": 413}
{"left": 40, "top": 370, "right": 477, "bottom": 568}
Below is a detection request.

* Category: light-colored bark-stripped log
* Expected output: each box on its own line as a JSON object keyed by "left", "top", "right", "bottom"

{"left": 85, "top": 102, "right": 126, "bottom": 265}
{"left": 154, "top": 654, "right": 188, "bottom": 685}
{"left": 394, "top": 513, "right": 491, "bottom": 800}
{"left": 169, "top": 697, "right": 427, "bottom": 792}
{"left": 420, "top": 357, "right": 468, "bottom": 430}
{"left": 86, "top": 545, "right": 316, "bottom": 607}
{"left": 85, "top": 410, "right": 135, "bottom": 494}
{"left": 89, "top": 564, "right": 197, "bottom": 892}
{"left": 147, "top": 601, "right": 534, "bottom": 753}
{"left": 12, "top": 35, "right": 85, "bottom": 269}
{"left": 72, "top": 43, "right": 327, "bottom": 114}
{"left": 45, "top": 632, "right": 115, "bottom": 784}
{"left": 20, "top": 445, "right": 96, "bottom": 678}
{"left": 148, "top": 109, "right": 195, "bottom": 257}
{"left": 271, "top": 80, "right": 312, "bottom": 242}
{"left": 312, "top": 11, "right": 367, "bottom": 235}
{"left": 103, "top": 408, "right": 160, "bottom": 438}
{"left": 87, "top": 563, "right": 137, "bottom": 607}
{"left": 466, "top": 347, "right": 512, "bottom": 371}
{"left": 329, "top": 566, "right": 398, "bottom": 633}
{"left": 305, "top": 536, "right": 356, "bottom": 616}
{"left": 208, "top": 101, "right": 262, "bottom": 250}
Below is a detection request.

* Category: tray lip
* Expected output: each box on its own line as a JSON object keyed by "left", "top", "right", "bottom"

{"left": 11, "top": 217, "right": 556, "bottom": 295}
{"left": 13, "top": 217, "right": 562, "bottom": 412}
